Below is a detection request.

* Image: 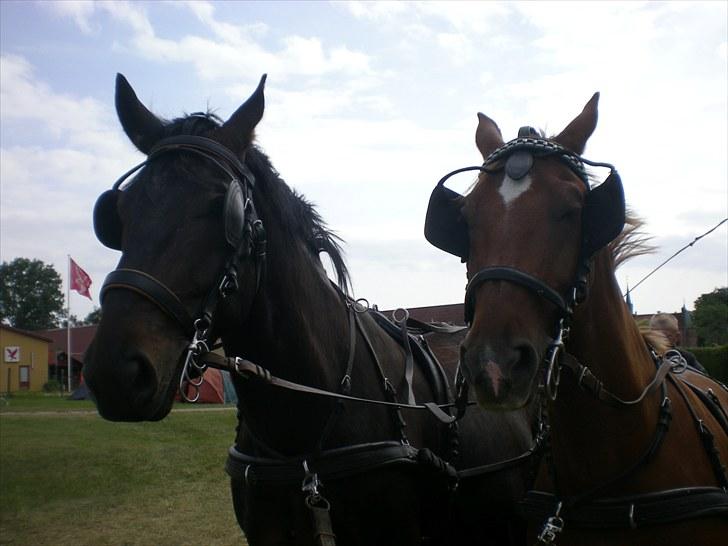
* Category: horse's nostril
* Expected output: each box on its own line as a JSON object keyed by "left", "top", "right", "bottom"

{"left": 514, "top": 343, "right": 538, "bottom": 372}
{"left": 126, "top": 352, "right": 157, "bottom": 406}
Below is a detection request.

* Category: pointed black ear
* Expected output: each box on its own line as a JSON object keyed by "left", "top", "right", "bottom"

{"left": 425, "top": 182, "right": 469, "bottom": 260}
{"left": 115, "top": 74, "right": 165, "bottom": 155}
{"left": 215, "top": 74, "right": 266, "bottom": 154}
{"left": 581, "top": 172, "right": 625, "bottom": 257}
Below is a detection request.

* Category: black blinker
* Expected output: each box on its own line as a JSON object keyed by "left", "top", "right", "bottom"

{"left": 93, "top": 189, "right": 123, "bottom": 250}
{"left": 223, "top": 181, "right": 246, "bottom": 248}
{"left": 424, "top": 182, "right": 469, "bottom": 260}
{"left": 581, "top": 171, "right": 625, "bottom": 258}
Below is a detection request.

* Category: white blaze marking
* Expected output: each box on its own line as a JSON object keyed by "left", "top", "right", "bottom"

{"left": 498, "top": 173, "right": 532, "bottom": 205}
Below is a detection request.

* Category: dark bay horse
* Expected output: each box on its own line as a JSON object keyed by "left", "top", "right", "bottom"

{"left": 424, "top": 94, "right": 728, "bottom": 545}
{"left": 84, "top": 74, "right": 535, "bottom": 545}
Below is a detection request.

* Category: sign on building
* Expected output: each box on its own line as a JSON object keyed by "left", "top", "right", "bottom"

{"left": 4, "top": 346, "right": 20, "bottom": 362}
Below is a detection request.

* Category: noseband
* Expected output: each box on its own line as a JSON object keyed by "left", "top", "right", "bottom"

{"left": 96, "top": 135, "right": 267, "bottom": 401}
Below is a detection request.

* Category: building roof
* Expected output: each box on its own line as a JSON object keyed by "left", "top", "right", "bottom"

{"left": 0, "top": 323, "right": 53, "bottom": 343}
{"left": 36, "top": 325, "right": 98, "bottom": 364}
{"left": 381, "top": 303, "right": 465, "bottom": 326}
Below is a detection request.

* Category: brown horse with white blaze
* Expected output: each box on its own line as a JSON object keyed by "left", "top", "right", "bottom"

{"left": 425, "top": 94, "right": 728, "bottom": 544}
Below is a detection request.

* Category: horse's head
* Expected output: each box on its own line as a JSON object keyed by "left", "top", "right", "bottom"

{"left": 84, "top": 74, "right": 267, "bottom": 421}
{"left": 425, "top": 94, "right": 625, "bottom": 410}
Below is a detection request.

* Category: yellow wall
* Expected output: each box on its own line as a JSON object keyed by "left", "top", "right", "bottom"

{"left": 0, "top": 327, "right": 50, "bottom": 393}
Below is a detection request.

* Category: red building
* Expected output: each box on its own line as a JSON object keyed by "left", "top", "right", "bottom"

{"left": 36, "top": 325, "right": 98, "bottom": 390}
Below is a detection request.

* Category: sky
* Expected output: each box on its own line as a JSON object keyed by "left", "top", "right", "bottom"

{"left": 1, "top": 1, "right": 726, "bottom": 322}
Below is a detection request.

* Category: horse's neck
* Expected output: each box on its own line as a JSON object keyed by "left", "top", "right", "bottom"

{"left": 568, "top": 251, "right": 656, "bottom": 399}
{"left": 250, "top": 242, "right": 349, "bottom": 385}
{"left": 224, "top": 208, "right": 365, "bottom": 453}
{"left": 546, "top": 250, "right": 661, "bottom": 491}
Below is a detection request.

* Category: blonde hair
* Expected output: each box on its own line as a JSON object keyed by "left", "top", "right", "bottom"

{"left": 649, "top": 313, "right": 678, "bottom": 332}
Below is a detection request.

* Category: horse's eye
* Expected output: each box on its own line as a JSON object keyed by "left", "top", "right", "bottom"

{"left": 556, "top": 205, "right": 581, "bottom": 222}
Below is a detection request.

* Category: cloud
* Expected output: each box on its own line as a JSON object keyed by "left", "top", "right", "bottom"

{"left": 436, "top": 33, "right": 473, "bottom": 65}
{"left": 341, "top": 1, "right": 410, "bottom": 21}
{"left": 0, "top": 54, "right": 113, "bottom": 145}
{"left": 1, "top": 55, "right": 137, "bottom": 314}
{"left": 52, "top": 1, "right": 374, "bottom": 85}
{"left": 46, "top": 0, "right": 98, "bottom": 34}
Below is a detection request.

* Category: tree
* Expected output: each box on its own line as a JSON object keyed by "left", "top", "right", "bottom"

{"left": 0, "top": 258, "right": 65, "bottom": 330}
{"left": 692, "top": 287, "right": 728, "bottom": 346}
{"left": 83, "top": 307, "right": 102, "bottom": 325}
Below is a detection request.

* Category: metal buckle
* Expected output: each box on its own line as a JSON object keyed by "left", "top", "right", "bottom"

{"left": 628, "top": 503, "right": 636, "bottom": 529}
{"left": 179, "top": 327, "right": 210, "bottom": 403}
{"left": 302, "top": 460, "right": 322, "bottom": 502}
{"left": 218, "top": 271, "right": 239, "bottom": 297}
{"left": 537, "top": 501, "right": 564, "bottom": 544}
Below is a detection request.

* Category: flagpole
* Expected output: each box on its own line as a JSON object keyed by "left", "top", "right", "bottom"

{"left": 67, "top": 254, "right": 72, "bottom": 392}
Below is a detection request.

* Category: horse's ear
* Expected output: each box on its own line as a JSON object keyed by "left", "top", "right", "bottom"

{"left": 582, "top": 171, "right": 625, "bottom": 257}
{"left": 115, "top": 74, "right": 165, "bottom": 155}
{"left": 475, "top": 113, "right": 504, "bottom": 161}
{"left": 553, "top": 92, "right": 600, "bottom": 155}
{"left": 216, "top": 74, "right": 267, "bottom": 154}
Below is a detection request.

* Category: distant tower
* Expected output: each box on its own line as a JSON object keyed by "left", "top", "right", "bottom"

{"left": 681, "top": 301, "right": 691, "bottom": 343}
{"left": 625, "top": 282, "right": 634, "bottom": 315}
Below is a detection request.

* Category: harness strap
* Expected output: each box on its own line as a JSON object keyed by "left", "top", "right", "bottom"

{"left": 226, "top": 441, "right": 420, "bottom": 485}
{"left": 315, "top": 304, "right": 359, "bottom": 453}
{"left": 200, "top": 352, "right": 459, "bottom": 424}
{"left": 520, "top": 487, "right": 728, "bottom": 529}
{"left": 100, "top": 269, "right": 195, "bottom": 336}
{"left": 561, "top": 383, "right": 673, "bottom": 510}
{"left": 561, "top": 352, "right": 674, "bottom": 408}
{"left": 670, "top": 375, "right": 728, "bottom": 489}
{"left": 464, "top": 267, "right": 569, "bottom": 324}
{"left": 684, "top": 380, "right": 728, "bottom": 436}
{"left": 458, "top": 427, "right": 547, "bottom": 479}
{"left": 394, "top": 310, "right": 417, "bottom": 406}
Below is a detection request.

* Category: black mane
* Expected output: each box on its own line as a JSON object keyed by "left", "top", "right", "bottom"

{"left": 246, "top": 145, "right": 350, "bottom": 293}
{"left": 159, "top": 112, "right": 350, "bottom": 292}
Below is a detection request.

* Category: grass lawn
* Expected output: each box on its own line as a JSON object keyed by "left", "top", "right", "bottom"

{"left": 0, "top": 396, "right": 247, "bottom": 545}
{"left": 0, "top": 391, "right": 96, "bottom": 413}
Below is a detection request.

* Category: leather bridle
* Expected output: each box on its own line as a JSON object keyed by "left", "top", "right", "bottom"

{"left": 98, "top": 135, "right": 267, "bottom": 402}
{"left": 453, "top": 133, "right": 620, "bottom": 401}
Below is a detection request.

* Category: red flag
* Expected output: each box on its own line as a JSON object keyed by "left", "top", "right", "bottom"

{"left": 70, "top": 257, "right": 92, "bottom": 300}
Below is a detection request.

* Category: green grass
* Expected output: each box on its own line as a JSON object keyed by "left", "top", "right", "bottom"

{"left": 0, "top": 391, "right": 96, "bottom": 412}
{"left": 0, "top": 404, "right": 247, "bottom": 545}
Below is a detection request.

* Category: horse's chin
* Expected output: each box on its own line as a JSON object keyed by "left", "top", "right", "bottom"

{"left": 92, "top": 376, "right": 178, "bottom": 422}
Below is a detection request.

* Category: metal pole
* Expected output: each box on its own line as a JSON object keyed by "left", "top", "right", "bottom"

{"left": 67, "top": 255, "right": 72, "bottom": 392}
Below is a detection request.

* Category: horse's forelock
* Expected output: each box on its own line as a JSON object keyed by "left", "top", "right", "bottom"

{"left": 161, "top": 111, "right": 223, "bottom": 138}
